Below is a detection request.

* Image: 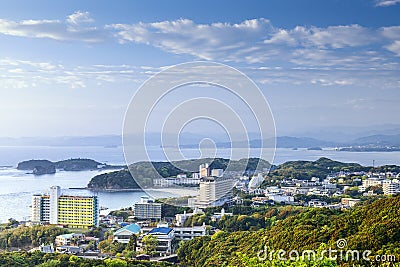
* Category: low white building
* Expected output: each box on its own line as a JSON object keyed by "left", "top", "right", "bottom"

{"left": 341, "top": 198, "right": 361, "bottom": 208}
{"left": 113, "top": 223, "right": 141, "bottom": 243}
{"left": 153, "top": 178, "right": 176, "bottom": 187}
{"left": 267, "top": 194, "right": 294, "bottom": 204}
{"left": 139, "top": 227, "right": 175, "bottom": 256}
{"left": 211, "top": 208, "right": 233, "bottom": 222}
{"left": 173, "top": 224, "right": 207, "bottom": 240}
{"left": 308, "top": 200, "right": 328, "bottom": 207}
{"left": 55, "top": 233, "right": 85, "bottom": 246}
{"left": 153, "top": 177, "right": 200, "bottom": 187}
{"left": 175, "top": 208, "right": 203, "bottom": 226}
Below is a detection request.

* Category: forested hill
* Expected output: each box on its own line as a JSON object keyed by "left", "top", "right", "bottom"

{"left": 266, "top": 157, "right": 366, "bottom": 181}
{"left": 267, "top": 157, "right": 400, "bottom": 181}
{"left": 177, "top": 195, "right": 400, "bottom": 266}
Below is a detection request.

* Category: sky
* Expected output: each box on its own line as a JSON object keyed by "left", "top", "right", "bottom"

{"left": 0, "top": 0, "right": 399, "bottom": 138}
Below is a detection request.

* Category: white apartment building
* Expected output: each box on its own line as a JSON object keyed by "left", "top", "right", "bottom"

{"left": 359, "top": 177, "right": 384, "bottom": 192}
{"left": 173, "top": 224, "right": 207, "bottom": 240}
{"left": 194, "top": 177, "right": 235, "bottom": 208}
{"left": 133, "top": 196, "right": 162, "bottom": 220}
{"left": 383, "top": 179, "right": 400, "bottom": 195}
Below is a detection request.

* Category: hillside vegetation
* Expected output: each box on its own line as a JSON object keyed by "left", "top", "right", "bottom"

{"left": 0, "top": 225, "right": 69, "bottom": 250}
{"left": 177, "top": 195, "right": 400, "bottom": 266}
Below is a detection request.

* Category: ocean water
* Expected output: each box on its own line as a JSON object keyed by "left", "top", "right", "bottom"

{"left": 0, "top": 145, "right": 400, "bottom": 222}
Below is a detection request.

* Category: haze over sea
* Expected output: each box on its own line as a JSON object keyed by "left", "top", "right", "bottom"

{"left": 1, "top": 145, "right": 400, "bottom": 223}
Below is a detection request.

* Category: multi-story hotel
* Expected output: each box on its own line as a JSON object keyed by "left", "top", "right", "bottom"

{"left": 194, "top": 177, "right": 235, "bottom": 208}
{"left": 383, "top": 180, "right": 400, "bottom": 195}
{"left": 133, "top": 196, "right": 162, "bottom": 220}
{"left": 31, "top": 186, "right": 99, "bottom": 228}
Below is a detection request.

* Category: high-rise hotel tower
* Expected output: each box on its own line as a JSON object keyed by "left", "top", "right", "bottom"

{"left": 31, "top": 186, "right": 99, "bottom": 228}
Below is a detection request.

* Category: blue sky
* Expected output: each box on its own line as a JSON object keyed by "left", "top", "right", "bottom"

{"left": 0, "top": 0, "right": 399, "bottom": 137}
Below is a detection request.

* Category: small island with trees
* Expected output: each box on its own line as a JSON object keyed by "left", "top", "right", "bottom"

{"left": 17, "top": 158, "right": 122, "bottom": 175}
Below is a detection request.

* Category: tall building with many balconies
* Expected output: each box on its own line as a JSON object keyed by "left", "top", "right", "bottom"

{"left": 133, "top": 196, "right": 162, "bottom": 220}
{"left": 383, "top": 179, "right": 400, "bottom": 195}
{"left": 195, "top": 177, "right": 235, "bottom": 208}
{"left": 31, "top": 186, "right": 99, "bottom": 228}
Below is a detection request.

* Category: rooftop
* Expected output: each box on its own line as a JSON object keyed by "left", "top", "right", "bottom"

{"left": 114, "top": 223, "right": 141, "bottom": 235}
{"left": 148, "top": 227, "right": 173, "bottom": 235}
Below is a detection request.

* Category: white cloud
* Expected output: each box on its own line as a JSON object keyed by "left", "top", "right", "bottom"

{"left": 263, "top": 25, "right": 376, "bottom": 49}
{"left": 385, "top": 40, "right": 400, "bottom": 55}
{"left": 0, "top": 11, "right": 105, "bottom": 42}
{"left": 381, "top": 26, "right": 400, "bottom": 39}
{"left": 0, "top": 14, "right": 399, "bottom": 88}
{"left": 67, "top": 11, "right": 94, "bottom": 25}
{"left": 107, "top": 18, "right": 400, "bottom": 67}
{"left": 375, "top": 0, "right": 400, "bottom": 6}
{"left": 1, "top": 13, "right": 399, "bottom": 65}
{"left": 108, "top": 18, "right": 274, "bottom": 61}
{"left": 0, "top": 57, "right": 147, "bottom": 89}
{"left": 298, "top": 25, "right": 376, "bottom": 48}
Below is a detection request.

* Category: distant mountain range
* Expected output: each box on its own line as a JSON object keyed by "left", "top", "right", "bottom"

{"left": 0, "top": 132, "right": 399, "bottom": 149}
{"left": 353, "top": 134, "right": 400, "bottom": 146}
